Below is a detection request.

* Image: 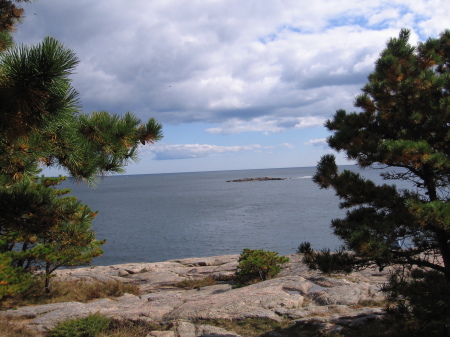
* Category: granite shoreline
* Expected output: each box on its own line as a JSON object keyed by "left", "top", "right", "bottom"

{"left": 2, "top": 254, "right": 391, "bottom": 336}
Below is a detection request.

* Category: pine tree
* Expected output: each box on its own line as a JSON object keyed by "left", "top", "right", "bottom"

{"left": 307, "top": 29, "right": 450, "bottom": 331}
{"left": 0, "top": 0, "right": 28, "bottom": 50}
{"left": 0, "top": 0, "right": 163, "bottom": 296}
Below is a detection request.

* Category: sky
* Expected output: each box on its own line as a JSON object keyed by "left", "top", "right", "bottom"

{"left": 13, "top": 0, "right": 450, "bottom": 175}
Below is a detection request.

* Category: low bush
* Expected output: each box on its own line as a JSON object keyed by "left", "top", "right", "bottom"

{"left": 195, "top": 318, "right": 292, "bottom": 337}
{"left": 98, "top": 319, "right": 163, "bottom": 337}
{"left": 47, "top": 315, "right": 166, "bottom": 337}
{"left": 235, "top": 248, "right": 289, "bottom": 286}
{"left": 297, "top": 241, "right": 313, "bottom": 254}
{"left": 46, "top": 313, "right": 111, "bottom": 337}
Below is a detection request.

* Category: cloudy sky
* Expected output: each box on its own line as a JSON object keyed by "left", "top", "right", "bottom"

{"left": 14, "top": 0, "right": 450, "bottom": 175}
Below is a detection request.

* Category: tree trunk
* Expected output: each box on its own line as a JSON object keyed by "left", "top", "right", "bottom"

{"left": 44, "top": 263, "right": 51, "bottom": 293}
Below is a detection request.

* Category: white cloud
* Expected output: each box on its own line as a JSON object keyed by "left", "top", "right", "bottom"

{"left": 305, "top": 138, "right": 328, "bottom": 148}
{"left": 280, "top": 143, "right": 295, "bottom": 149}
{"left": 206, "top": 116, "right": 325, "bottom": 135}
{"left": 146, "top": 143, "right": 274, "bottom": 160}
{"left": 367, "top": 8, "right": 401, "bottom": 26}
{"left": 16, "top": 0, "right": 450, "bottom": 132}
{"left": 13, "top": 0, "right": 448, "bottom": 174}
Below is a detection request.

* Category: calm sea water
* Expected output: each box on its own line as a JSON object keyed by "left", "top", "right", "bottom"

{"left": 61, "top": 165, "right": 386, "bottom": 266}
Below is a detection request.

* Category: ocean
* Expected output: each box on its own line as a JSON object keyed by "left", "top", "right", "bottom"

{"left": 60, "top": 165, "right": 385, "bottom": 266}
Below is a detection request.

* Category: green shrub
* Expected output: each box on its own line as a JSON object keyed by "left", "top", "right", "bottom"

{"left": 98, "top": 319, "right": 163, "bottom": 337}
{"left": 235, "top": 249, "right": 289, "bottom": 286}
{"left": 297, "top": 241, "right": 313, "bottom": 254}
{"left": 46, "top": 313, "right": 111, "bottom": 337}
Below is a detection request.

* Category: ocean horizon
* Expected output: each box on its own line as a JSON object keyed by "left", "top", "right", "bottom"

{"left": 60, "top": 165, "right": 380, "bottom": 266}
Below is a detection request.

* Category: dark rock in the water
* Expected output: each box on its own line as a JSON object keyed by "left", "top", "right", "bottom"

{"left": 226, "top": 177, "right": 287, "bottom": 182}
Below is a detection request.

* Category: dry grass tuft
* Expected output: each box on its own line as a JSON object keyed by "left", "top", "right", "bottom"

{"left": 174, "top": 275, "right": 219, "bottom": 289}
{"left": 0, "top": 317, "right": 39, "bottom": 337}
{"left": 99, "top": 319, "right": 166, "bottom": 337}
{"left": 193, "top": 318, "right": 295, "bottom": 337}
{"left": 351, "top": 298, "right": 387, "bottom": 309}
{"left": 1, "top": 279, "right": 140, "bottom": 309}
{"left": 49, "top": 279, "right": 141, "bottom": 302}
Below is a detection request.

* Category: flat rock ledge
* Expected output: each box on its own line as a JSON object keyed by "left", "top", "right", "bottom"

{"left": 1, "top": 254, "right": 390, "bottom": 336}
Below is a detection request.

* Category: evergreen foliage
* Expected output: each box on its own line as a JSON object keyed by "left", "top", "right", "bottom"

{"left": 46, "top": 313, "right": 111, "bottom": 337}
{"left": 0, "top": 0, "right": 30, "bottom": 51}
{"left": 235, "top": 248, "right": 289, "bottom": 286}
{"left": 383, "top": 269, "right": 450, "bottom": 335}
{"left": 305, "top": 28, "right": 450, "bottom": 331}
{"left": 0, "top": 0, "right": 163, "bottom": 298}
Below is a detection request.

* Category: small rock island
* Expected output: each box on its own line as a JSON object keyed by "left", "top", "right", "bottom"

{"left": 226, "top": 177, "right": 287, "bottom": 182}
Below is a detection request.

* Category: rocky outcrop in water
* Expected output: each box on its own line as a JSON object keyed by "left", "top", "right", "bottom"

{"left": 226, "top": 177, "right": 287, "bottom": 182}
{"left": 1, "top": 254, "right": 390, "bottom": 336}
